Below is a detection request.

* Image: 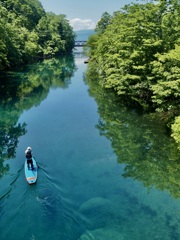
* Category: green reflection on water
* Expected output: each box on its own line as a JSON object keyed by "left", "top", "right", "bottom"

{"left": 1, "top": 55, "right": 180, "bottom": 240}
{"left": 0, "top": 55, "right": 76, "bottom": 178}
{"left": 84, "top": 65, "right": 180, "bottom": 199}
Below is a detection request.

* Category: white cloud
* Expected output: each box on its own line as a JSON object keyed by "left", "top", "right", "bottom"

{"left": 69, "top": 18, "right": 96, "bottom": 31}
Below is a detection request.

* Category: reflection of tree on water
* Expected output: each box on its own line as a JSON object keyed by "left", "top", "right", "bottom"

{"left": 0, "top": 55, "right": 76, "bottom": 178}
{"left": 84, "top": 66, "right": 180, "bottom": 198}
{"left": 16, "top": 54, "right": 77, "bottom": 110}
{"left": 0, "top": 107, "right": 27, "bottom": 178}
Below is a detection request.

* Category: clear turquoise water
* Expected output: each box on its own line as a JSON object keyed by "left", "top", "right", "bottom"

{"left": 0, "top": 55, "right": 180, "bottom": 240}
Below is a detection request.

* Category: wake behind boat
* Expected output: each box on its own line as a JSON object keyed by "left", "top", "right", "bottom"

{"left": 24, "top": 157, "right": 38, "bottom": 184}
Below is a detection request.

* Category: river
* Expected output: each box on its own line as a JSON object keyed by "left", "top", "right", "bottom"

{"left": 0, "top": 53, "right": 180, "bottom": 240}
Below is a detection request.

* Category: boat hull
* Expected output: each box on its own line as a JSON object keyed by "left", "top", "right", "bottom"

{"left": 24, "top": 157, "right": 38, "bottom": 184}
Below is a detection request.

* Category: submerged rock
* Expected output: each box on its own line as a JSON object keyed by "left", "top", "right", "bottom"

{"left": 79, "top": 197, "right": 111, "bottom": 214}
{"left": 79, "top": 197, "right": 113, "bottom": 229}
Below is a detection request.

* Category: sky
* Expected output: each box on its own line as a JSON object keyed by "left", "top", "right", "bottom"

{"left": 39, "top": 0, "right": 142, "bottom": 31}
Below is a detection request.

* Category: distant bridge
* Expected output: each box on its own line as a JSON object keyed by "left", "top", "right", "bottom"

{"left": 74, "top": 41, "right": 87, "bottom": 47}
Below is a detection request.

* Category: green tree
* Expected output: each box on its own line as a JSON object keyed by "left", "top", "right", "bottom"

{"left": 95, "top": 12, "right": 112, "bottom": 34}
{"left": 88, "top": 3, "right": 165, "bottom": 106}
{"left": 151, "top": 45, "right": 180, "bottom": 118}
{"left": 85, "top": 33, "right": 100, "bottom": 58}
{"left": 36, "top": 12, "right": 75, "bottom": 57}
{"left": 0, "top": 5, "right": 25, "bottom": 68}
{"left": 86, "top": 0, "right": 180, "bottom": 146}
{"left": 0, "top": 0, "right": 75, "bottom": 70}
{"left": 1, "top": 0, "right": 45, "bottom": 30}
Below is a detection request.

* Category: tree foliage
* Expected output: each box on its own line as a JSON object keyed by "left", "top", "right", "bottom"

{"left": 0, "top": 0, "right": 75, "bottom": 70}
{"left": 86, "top": 0, "right": 180, "bottom": 147}
{"left": 95, "top": 12, "right": 112, "bottom": 34}
{"left": 36, "top": 12, "right": 75, "bottom": 57}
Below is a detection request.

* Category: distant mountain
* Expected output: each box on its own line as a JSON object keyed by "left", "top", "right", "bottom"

{"left": 75, "top": 29, "right": 96, "bottom": 41}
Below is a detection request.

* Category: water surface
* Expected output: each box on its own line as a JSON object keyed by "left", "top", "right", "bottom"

{"left": 0, "top": 55, "right": 180, "bottom": 240}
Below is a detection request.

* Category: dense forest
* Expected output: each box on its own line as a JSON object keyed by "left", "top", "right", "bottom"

{"left": 0, "top": 0, "right": 75, "bottom": 70}
{"left": 85, "top": 0, "right": 180, "bottom": 149}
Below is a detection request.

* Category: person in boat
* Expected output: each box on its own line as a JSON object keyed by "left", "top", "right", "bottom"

{"left": 25, "top": 147, "right": 33, "bottom": 169}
